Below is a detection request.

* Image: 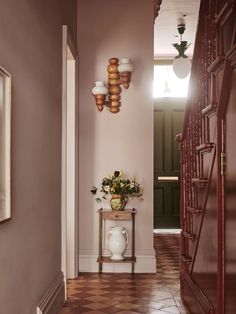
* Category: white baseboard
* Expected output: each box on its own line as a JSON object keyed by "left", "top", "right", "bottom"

{"left": 37, "top": 271, "right": 65, "bottom": 314}
{"left": 79, "top": 249, "right": 156, "bottom": 273}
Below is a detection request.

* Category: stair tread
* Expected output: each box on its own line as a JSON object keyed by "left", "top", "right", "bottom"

{"left": 182, "top": 231, "right": 196, "bottom": 240}
{"left": 201, "top": 104, "right": 217, "bottom": 116}
{"left": 186, "top": 206, "right": 202, "bottom": 214}
{"left": 181, "top": 254, "right": 192, "bottom": 263}
{"left": 196, "top": 143, "right": 214, "bottom": 153}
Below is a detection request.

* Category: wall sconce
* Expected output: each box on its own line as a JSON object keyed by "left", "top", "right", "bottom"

{"left": 92, "top": 57, "right": 133, "bottom": 113}
{"left": 172, "top": 23, "right": 191, "bottom": 79}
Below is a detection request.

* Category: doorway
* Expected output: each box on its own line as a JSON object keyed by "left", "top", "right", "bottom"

{"left": 154, "top": 98, "right": 185, "bottom": 228}
{"left": 61, "top": 25, "right": 78, "bottom": 284}
{"left": 153, "top": 63, "right": 188, "bottom": 229}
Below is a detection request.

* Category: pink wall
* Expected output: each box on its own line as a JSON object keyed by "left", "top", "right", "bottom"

{"left": 0, "top": 0, "right": 77, "bottom": 313}
{"left": 78, "top": 0, "right": 156, "bottom": 272}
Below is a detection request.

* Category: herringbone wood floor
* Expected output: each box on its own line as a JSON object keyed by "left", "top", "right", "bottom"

{"left": 61, "top": 234, "right": 189, "bottom": 314}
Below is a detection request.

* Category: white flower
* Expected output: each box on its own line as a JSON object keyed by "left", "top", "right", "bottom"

{"left": 104, "top": 185, "right": 110, "bottom": 192}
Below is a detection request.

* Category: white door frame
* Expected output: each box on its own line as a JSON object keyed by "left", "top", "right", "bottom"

{"left": 61, "top": 25, "right": 78, "bottom": 287}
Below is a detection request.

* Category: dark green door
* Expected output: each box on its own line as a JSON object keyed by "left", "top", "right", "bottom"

{"left": 154, "top": 99, "right": 185, "bottom": 228}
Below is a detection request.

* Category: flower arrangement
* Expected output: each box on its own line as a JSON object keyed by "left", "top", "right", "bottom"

{"left": 91, "top": 171, "right": 143, "bottom": 204}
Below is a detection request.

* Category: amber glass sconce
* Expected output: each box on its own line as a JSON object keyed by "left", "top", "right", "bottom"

{"left": 92, "top": 57, "right": 133, "bottom": 113}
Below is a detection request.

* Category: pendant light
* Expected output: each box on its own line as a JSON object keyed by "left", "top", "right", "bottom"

{"left": 172, "top": 23, "right": 191, "bottom": 79}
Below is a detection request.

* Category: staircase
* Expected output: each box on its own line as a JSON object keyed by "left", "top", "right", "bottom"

{"left": 177, "top": 0, "right": 236, "bottom": 313}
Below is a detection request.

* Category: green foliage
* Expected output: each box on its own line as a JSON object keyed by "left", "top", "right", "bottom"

{"left": 91, "top": 171, "right": 143, "bottom": 203}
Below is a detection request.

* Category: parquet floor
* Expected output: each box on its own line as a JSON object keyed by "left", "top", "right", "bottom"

{"left": 61, "top": 234, "right": 189, "bottom": 314}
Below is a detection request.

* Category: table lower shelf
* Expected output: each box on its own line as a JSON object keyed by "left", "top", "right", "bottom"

{"left": 97, "top": 256, "right": 136, "bottom": 263}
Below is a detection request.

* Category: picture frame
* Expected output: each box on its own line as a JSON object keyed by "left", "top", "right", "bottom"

{"left": 0, "top": 66, "right": 11, "bottom": 223}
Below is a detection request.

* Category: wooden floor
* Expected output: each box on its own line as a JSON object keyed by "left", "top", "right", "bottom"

{"left": 61, "top": 234, "right": 189, "bottom": 314}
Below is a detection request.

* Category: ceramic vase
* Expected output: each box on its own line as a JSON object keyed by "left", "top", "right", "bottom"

{"left": 110, "top": 194, "right": 127, "bottom": 211}
{"left": 108, "top": 226, "right": 128, "bottom": 260}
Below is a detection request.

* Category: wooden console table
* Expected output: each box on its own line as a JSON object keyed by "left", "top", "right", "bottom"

{"left": 97, "top": 208, "right": 136, "bottom": 273}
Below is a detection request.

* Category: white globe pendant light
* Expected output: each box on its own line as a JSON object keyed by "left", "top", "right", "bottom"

{"left": 173, "top": 57, "right": 191, "bottom": 79}
{"left": 172, "top": 23, "right": 191, "bottom": 79}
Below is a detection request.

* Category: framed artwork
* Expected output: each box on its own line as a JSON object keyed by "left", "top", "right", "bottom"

{"left": 0, "top": 66, "right": 11, "bottom": 223}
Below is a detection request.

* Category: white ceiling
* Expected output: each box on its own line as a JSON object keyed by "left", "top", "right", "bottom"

{"left": 154, "top": 0, "right": 201, "bottom": 58}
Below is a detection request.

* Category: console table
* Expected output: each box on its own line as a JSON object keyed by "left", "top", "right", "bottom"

{"left": 97, "top": 208, "right": 136, "bottom": 273}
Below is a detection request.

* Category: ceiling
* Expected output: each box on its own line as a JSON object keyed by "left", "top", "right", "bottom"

{"left": 154, "top": 0, "right": 201, "bottom": 59}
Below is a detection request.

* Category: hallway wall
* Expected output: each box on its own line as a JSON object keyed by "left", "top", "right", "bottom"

{"left": 78, "top": 0, "right": 156, "bottom": 272}
{"left": 0, "top": 1, "right": 77, "bottom": 313}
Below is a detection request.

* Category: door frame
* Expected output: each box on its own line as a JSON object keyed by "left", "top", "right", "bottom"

{"left": 61, "top": 25, "right": 78, "bottom": 287}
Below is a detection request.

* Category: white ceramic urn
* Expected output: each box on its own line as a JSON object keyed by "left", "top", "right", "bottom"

{"left": 108, "top": 226, "right": 128, "bottom": 260}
